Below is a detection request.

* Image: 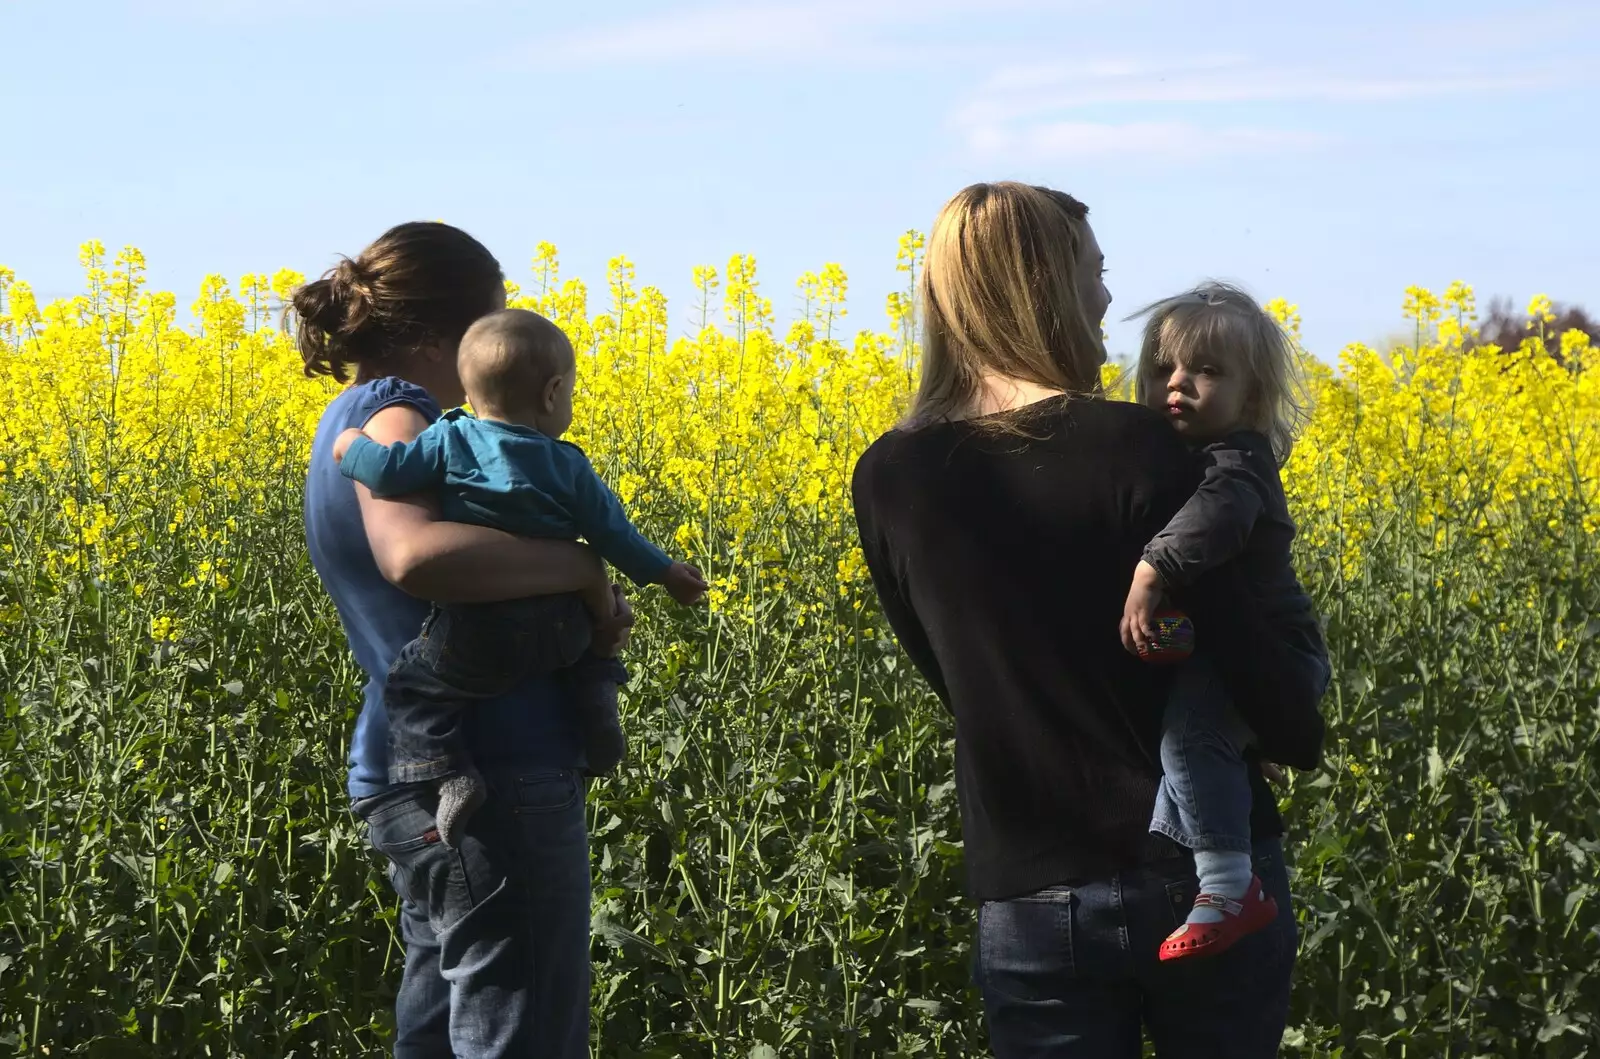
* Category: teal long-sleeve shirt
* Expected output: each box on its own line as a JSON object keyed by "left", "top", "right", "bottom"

{"left": 339, "top": 408, "right": 673, "bottom": 587}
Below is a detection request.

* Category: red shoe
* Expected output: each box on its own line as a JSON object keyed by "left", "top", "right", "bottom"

{"left": 1159, "top": 876, "right": 1278, "bottom": 962}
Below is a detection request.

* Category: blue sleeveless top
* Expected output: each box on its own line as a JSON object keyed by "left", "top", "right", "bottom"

{"left": 303, "top": 377, "right": 584, "bottom": 800}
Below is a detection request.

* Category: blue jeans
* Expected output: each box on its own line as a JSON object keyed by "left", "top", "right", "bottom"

{"left": 354, "top": 766, "right": 593, "bottom": 1058}
{"left": 1151, "top": 651, "right": 1330, "bottom": 855}
{"left": 975, "top": 839, "right": 1297, "bottom": 1058}
{"left": 386, "top": 595, "right": 625, "bottom": 784}
{"left": 1150, "top": 655, "right": 1256, "bottom": 854}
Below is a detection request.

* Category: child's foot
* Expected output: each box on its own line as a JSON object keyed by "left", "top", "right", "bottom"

{"left": 435, "top": 770, "right": 486, "bottom": 849}
{"left": 1188, "top": 849, "right": 1253, "bottom": 925}
{"left": 576, "top": 665, "right": 624, "bottom": 780}
{"left": 1159, "top": 874, "right": 1278, "bottom": 962}
{"left": 583, "top": 721, "right": 626, "bottom": 777}
{"left": 579, "top": 684, "right": 620, "bottom": 777}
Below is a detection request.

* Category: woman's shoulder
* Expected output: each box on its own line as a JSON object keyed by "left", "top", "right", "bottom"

{"left": 855, "top": 398, "right": 1173, "bottom": 468}
{"left": 343, "top": 376, "right": 442, "bottom": 426}
{"left": 1055, "top": 394, "right": 1169, "bottom": 432}
{"left": 1050, "top": 397, "right": 1192, "bottom": 459}
{"left": 856, "top": 421, "right": 915, "bottom": 465}
{"left": 851, "top": 423, "right": 939, "bottom": 521}
{"left": 363, "top": 376, "right": 443, "bottom": 418}
{"left": 969, "top": 396, "right": 1183, "bottom": 461}
{"left": 853, "top": 420, "right": 944, "bottom": 490}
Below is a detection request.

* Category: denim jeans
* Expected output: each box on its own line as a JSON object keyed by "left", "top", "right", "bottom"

{"left": 975, "top": 839, "right": 1297, "bottom": 1058}
{"left": 385, "top": 594, "right": 621, "bottom": 785}
{"left": 1149, "top": 654, "right": 1257, "bottom": 854}
{"left": 354, "top": 765, "right": 593, "bottom": 1058}
{"left": 1151, "top": 650, "right": 1331, "bottom": 855}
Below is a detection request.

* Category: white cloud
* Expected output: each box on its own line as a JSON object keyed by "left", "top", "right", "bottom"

{"left": 969, "top": 120, "right": 1328, "bottom": 162}
{"left": 538, "top": 0, "right": 1050, "bottom": 65}
{"left": 951, "top": 46, "right": 1585, "bottom": 162}
{"left": 547, "top": 2, "right": 852, "bottom": 64}
{"left": 143, "top": 0, "right": 448, "bottom": 18}
{"left": 1422, "top": 4, "right": 1599, "bottom": 53}
{"left": 957, "top": 61, "right": 1563, "bottom": 128}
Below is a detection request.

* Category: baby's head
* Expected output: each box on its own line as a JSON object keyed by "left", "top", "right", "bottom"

{"left": 458, "top": 308, "right": 576, "bottom": 436}
{"left": 1130, "top": 282, "right": 1304, "bottom": 462}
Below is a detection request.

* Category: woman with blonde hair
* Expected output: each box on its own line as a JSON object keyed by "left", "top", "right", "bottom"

{"left": 851, "top": 182, "right": 1326, "bottom": 1056}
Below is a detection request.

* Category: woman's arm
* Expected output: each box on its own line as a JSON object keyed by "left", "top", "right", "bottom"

{"left": 851, "top": 449, "right": 951, "bottom": 703}
{"left": 354, "top": 403, "right": 611, "bottom": 609}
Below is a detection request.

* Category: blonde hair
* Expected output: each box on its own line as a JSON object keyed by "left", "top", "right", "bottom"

{"left": 1130, "top": 281, "right": 1307, "bottom": 463}
{"left": 457, "top": 308, "right": 574, "bottom": 409}
{"left": 908, "top": 181, "right": 1105, "bottom": 428}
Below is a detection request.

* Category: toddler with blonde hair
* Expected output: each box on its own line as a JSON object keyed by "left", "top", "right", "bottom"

{"left": 1119, "top": 282, "right": 1330, "bottom": 961}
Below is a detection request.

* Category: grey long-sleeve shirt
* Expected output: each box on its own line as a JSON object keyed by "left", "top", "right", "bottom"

{"left": 1143, "top": 430, "right": 1320, "bottom": 636}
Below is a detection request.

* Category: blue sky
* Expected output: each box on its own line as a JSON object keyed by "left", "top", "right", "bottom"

{"left": 3, "top": 0, "right": 1595, "bottom": 362}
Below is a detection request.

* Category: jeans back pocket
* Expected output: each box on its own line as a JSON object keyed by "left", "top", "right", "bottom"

{"left": 508, "top": 770, "right": 581, "bottom": 814}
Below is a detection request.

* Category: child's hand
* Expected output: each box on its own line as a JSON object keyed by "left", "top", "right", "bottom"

{"left": 662, "top": 562, "right": 709, "bottom": 605}
{"left": 332, "top": 427, "right": 368, "bottom": 465}
{"left": 1120, "top": 560, "right": 1166, "bottom": 656}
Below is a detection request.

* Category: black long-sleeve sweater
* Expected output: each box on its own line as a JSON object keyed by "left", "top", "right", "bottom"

{"left": 851, "top": 396, "right": 1326, "bottom": 902}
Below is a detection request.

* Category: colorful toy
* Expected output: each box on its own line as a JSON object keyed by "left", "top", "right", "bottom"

{"left": 1138, "top": 609, "right": 1195, "bottom": 664}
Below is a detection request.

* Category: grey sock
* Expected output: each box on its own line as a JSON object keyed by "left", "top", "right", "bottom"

{"left": 1190, "top": 849, "right": 1252, "bottom": 925}
{"left": 578, "top": 673, "right": 626, "bottom": 776}
{"left": 435, "top": 770, "right": 486, "bottom": 849}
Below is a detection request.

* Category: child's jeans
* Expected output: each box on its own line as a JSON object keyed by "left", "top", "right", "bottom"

{"left": 1150, "top": 650, "right": 1331, "bottom": 854}
{"left": 384, "top": 594, "right": 628, "bottom": 785}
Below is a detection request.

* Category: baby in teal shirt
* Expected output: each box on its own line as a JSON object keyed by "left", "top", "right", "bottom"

{"left": 335, "top": 308, "right": 706, "bottom": 846}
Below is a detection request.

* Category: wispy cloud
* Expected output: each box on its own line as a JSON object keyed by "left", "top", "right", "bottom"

{"left": 967, "top": 120, "right": 1328, "bottom": 162}
{"left": 957, "top": 62, "right": 1565, "bottom": 128}
{"left": 142, "top": 0, "right": 451, "bottom": 19}
{"left": 1419, "top": 3, "right": 1599, "bottom": 54}
{"left": 951, "top": 44, "right": 1585, "bottom": 162}
{"left": 536, "top": 0, "right": 1048, "bottom": 66}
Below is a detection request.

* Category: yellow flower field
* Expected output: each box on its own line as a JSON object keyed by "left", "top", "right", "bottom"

{"left": 1, "top": 241, "right": 1597, "bottom": 1056}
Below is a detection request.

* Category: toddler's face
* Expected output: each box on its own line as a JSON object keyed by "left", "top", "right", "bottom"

{"left": 1144, "top": 351, "right": 1249, "bottom": 442}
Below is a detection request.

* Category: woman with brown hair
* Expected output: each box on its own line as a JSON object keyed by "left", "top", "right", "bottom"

{"left": 295, "top": 221, "right": 623, "bottom": 1057}
{"left": 851, "top": 183, "right": 1326, "bottom": 1056}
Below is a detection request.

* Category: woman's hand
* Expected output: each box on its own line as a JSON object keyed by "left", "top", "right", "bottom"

{"left": 1261, "top": 761, "right": 1287, "bottom": 785}
{"left": 591, "top": 584, "right": 634, "bottom": 657}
